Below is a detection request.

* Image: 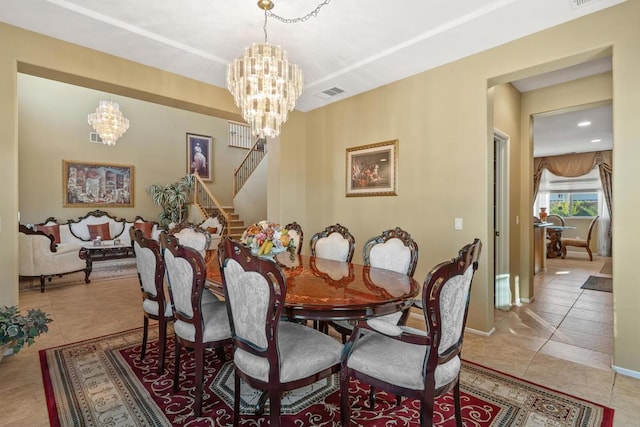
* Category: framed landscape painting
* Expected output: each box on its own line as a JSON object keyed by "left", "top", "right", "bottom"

{"left": 346, "top": 140, "right": 398, "bottom": 197}
{"left": 63, "top": 160, "right": 134, "bottom": 207}
{"left": 187, "top": 133, "right": 213, "bottom": 182}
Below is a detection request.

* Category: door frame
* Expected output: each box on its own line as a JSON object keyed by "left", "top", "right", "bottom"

{"left": 494, "top": 129, "right": 511, "bottom": 309}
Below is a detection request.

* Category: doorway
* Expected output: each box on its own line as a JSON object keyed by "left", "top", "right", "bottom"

{"left": 494, "top": 130, "right": 511, "bottom": 310}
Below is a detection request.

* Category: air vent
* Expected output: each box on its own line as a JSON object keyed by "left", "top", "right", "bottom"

{"left": 570, "top": 0, "right": 601, "bottom": 9}
{"left": 89, "top": 132, "right": 103, "bottom": 144}
{"left": 315, "top": 86, "right": 346, "bottom": 99}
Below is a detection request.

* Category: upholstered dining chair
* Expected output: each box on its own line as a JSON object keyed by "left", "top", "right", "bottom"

{"left": 284, "top": 221, "right": 304, "bottom": 254}
{"left": 340, "top": 239, "right": 482, "bottom": 427}
{"left": 130, "top": 228, "right": 173, "bottom": 374}
{"left": 160, "top": 232, "right": 232, "bottom": 417}
{"left": 309, "top": 223, "right": 355, "bottom": 262}
{"left": 331, "top": 226, "right": 419, "bottom": 343}
{"left": 546, "top": 214, "right": 565, "bottom": 227}
{"left": 562, "top": 215, "right": 599, "bottom": 261}
{"left": 218, "top": 238, "right": 343, "bottom": 427}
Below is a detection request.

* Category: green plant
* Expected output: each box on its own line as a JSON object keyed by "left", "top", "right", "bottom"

{"left": 146, "top": 175, "right": 195, "bottom": 226}
{"left": 0, "top": 306, "right": 53, "bottom": 354}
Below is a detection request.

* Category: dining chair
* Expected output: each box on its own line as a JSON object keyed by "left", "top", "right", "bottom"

{"left": 130, "top": 228, "right": 173, "bottom": 374}
{"left": 309, "top": 223, "right": 355, "bottom": 262}
{"left": 340, "top": 239, "right": 482, "bottom": 427}
{"left": 561, "top": 215, "right": 599, "bottom": 261}
{"left": 160, "top": 232, "right": 232, "bottom": 417}
{"left": 331, "top": 226, "right": 419, "bottom": 343}
{"left": 284, "top": 221, "right": 304, "bottom": 254}
{"left": 218, "top": 238, "right": 343, "bottom": 427}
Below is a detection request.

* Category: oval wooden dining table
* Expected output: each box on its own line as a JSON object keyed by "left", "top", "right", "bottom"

{"left": 205, "top": 251, "right": 420, "bottom": 322}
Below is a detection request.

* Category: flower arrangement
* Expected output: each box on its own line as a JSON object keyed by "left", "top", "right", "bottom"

{"left": 240, "top": 220, "right": 295, "bottom": 257}
{"left": 1, "top": 306, "right": 53, "bottom": 356}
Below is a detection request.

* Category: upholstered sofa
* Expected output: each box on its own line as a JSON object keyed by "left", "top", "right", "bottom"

{"left": 18, "top": 224, "right": 90, "bottom": 292}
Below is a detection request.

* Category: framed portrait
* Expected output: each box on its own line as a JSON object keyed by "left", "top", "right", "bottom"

{"left": 187, "top": 133, "right": 213, "bottom": 182}
{"left": 63, "top": 160, "right": 134, "bottom": 207}
{"left": 346, "top": 139, "right": 398, "bottom": 197}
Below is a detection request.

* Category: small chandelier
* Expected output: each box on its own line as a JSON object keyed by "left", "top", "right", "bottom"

{"left": 87, "top": 100, "right": 130, "bottom": 146}
{"left": 227, "top": 0, "right": 330, "bottom": 139}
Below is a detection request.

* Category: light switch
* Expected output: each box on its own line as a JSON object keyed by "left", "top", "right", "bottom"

{"left": 454, "top": 218, "right": 463, "bottom": 230}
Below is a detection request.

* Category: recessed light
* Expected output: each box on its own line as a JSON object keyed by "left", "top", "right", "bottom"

{"left": 578, "top": 121, "right": 591, "bottom": 127}
{"left": 591, "top": 139, "right": 602, "bottom": 143}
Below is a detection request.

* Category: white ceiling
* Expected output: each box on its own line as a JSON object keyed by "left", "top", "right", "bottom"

{"left": 0, "top": 0, "right": 619, "bottom": 154}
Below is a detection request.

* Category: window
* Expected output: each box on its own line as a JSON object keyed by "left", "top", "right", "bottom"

{"left": 549, "top": 192, "right": 598, "bottom": 217}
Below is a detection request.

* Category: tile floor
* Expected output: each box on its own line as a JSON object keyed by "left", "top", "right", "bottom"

{"left": 1, "top": 253, "right": 639, "bottom": 426}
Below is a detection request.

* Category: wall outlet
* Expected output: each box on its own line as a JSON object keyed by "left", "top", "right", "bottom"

{"left": 454, "top": 217, "right": 463, "bottom": 230}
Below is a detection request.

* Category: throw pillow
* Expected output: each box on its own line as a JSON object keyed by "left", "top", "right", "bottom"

{"left": 134, "top": 221, "right": 154, "bottom": 239}
{"left": 37, "top": 224, "right": 61, "bottom": 244}
{"left": 88, "top": 223, "right": 112, "bottom": 240}
{"left": 206, "top": 227, "right": 218, "bottom": 235}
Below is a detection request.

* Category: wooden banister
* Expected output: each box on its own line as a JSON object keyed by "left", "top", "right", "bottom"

{"left": 233, "top": 137, "right": 267, "bottom": 196}
{"left": 191, "top": 172, "right": 231, "bottom": 234}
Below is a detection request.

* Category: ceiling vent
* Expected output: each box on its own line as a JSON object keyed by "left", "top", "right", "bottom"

{"left": 315, "top": 86, "right": 345, "bottom": 99}
{"left": 89, "top": 132, "right": 103, "bottom": 144}
{"left": 569, "top": 0, "right": 601, "bottom": 8}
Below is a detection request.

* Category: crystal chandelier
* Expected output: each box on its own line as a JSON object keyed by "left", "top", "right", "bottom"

{"left": 87, "top": 100, "right": 130, "bottom": 146}
{"left": 227, "top": 0, "right": 330, "bottom": 139}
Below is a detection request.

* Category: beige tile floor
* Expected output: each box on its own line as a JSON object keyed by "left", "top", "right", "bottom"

{"left": 1, "top": 254, "right": 639, "bottom": 426}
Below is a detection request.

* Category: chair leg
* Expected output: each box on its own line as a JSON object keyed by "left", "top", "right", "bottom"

{"left": 233, "top": 371, "right": 240, "bottom": 427}
{"left": 269, "top": 390, "right": 281, "bottom": 427}
{"left": 193, "top": 346, "right": 205, "bottom": 417}
{"left": 421, "top": 399, "right": 434, "bottom": 427}
{"left": 141, "top": 316, "right": 149, "bottom": 361}
{"left": 157, "top": 317, "right": 167, "bottom": 374}
{"left": 586, "top": 246, "right": 593, "bottom": 261}
{"left": 40, "top": 275, "right": 46, "bottom": 293}
{"left": 369, "top": 386, "right": 376, "bottom": 408}
{"left": 340, "top": 370, "right": 351, "bottom": 426}
{"left": 173, "top": 339, "right": 181, "bottom": 392}
{"left": 453, "top": 382, "right": 463, "bottom": 427}
{"left": 561, "top": 243, "right": 567, "bottom": 259}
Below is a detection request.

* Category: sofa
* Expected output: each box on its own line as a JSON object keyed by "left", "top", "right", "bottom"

{"left": 18, "top": 225, "right": 90, "bottom": 292}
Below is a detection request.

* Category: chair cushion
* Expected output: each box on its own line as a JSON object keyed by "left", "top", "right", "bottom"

{"left": 174, "top": 300, "right": 231, "bottom": 343}
{"left": 347, "top": 331, "right": 460, "bottom": 390}
{"left": 562, "top": 238, "right": 587, "bottom": 247}
{"left": 234, "top": 322, "right": 342, "bottom": 383}
{"left": 369, "top": 238, "right": 411, "bottom": 274}
{"left": 37, "top": 224, "right": 61, "bottom": 244}
{"left": 134, "top": 221, "right": 154, "bottom": 238}
{"left": 143, "top": 298, "right": 172, "bottom": 318}
{"left": 88, "top": 222, "right": 112, "bottom": 240}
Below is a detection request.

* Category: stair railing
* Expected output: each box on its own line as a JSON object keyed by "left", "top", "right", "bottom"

{"left": 233, "top": 137, "right": 267, "bottom": 196}
{"left": 191, "top": 172, "right": 231, "bottom": 235}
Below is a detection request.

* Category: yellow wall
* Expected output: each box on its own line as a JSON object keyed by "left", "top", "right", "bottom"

{"left": 1, "top": 1, "right": 639, "bottom": 373}
{"left": 18, "top": 74, "right": 246, "bottom": 225}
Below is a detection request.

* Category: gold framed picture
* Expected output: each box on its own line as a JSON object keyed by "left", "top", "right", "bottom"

{"left": 346, "top": 140, "right": 398, "bottom": 197}
{"left": 63, "top": 160, "right": 134, "bottom": 207}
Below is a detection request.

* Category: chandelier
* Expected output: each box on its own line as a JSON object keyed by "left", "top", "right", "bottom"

{"left": 87, "top": 100, "right": 130, "bottom": 146}
{"left": 227, "top": 0, "right": 330, "bottom": 139}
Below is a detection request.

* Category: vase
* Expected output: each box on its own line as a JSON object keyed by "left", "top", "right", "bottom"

{"left": 539, "top": 207, "right": 548, "bottom": 222}
{"left": 0, "top": 342, "right": 14, "bottom": 364}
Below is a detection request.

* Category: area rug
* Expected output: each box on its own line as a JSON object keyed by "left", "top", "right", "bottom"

{"left": 581, "top": 275, "right": 613, "bottom": 292}
{"left": 20, "top": 257, "right": 137, "bottom": 291}
{"left": 40, "top": 328, "right": 613, "bottom": 426}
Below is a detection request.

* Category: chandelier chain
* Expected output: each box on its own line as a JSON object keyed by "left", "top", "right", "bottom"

{"left": 266, "top": 0, "right": 331, "bottom": 24}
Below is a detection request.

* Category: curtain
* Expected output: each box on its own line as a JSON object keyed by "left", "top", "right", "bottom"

{"left": 533, "top": 150, "right": 613, "bottom": 256}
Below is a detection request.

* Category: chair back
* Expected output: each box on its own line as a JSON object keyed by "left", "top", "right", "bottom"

{"left": 586, "top": 215, "right": 599, "bottom": 242}
{"left": 363, "top": 227, "right": 418, "bottom": 276}
{"left": 130, "top": 228, "right": 167, "bottom": 308}
{"left": 218, "top": 238, "right": 286, "bottom": 374}
{"left": 546, "top": 214, "right": 565, "bottom": 226}
{"left": 420, "top": 239, "right": 482, "bottom": 383}
{"left": 160, "top": 232, "right": 208, "bottom": 336}
{"left": 284, "top": 222, "right": 304, "bottom": 254}
{"left": 169, "top": 223, "right": 211, "bottom": 252}
{"left": 309, "top": 223, "right": 355, "bottom": 262}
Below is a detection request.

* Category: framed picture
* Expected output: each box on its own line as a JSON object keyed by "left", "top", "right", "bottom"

{"left": 63, "top": 160, "right": 134, "bottom": 207}
{"left": 187, "top": 133, "right": 213, "bottom": 182}
{"left": 346, "top": 139, "right": 398, "bottom": 197}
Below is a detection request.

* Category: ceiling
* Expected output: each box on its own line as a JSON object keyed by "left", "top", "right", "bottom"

{"left": 1, "top": 0, "right": 619, "bottom": 154}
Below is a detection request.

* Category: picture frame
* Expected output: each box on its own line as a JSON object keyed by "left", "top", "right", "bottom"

{"left": 346, "top": 139, "right": 398, "bottom": 197}
{"left": 63, "top": 160, "right": 134, "bottom": 207}
{"left": 186, "top": 133, "right": 213, "bottom": 182}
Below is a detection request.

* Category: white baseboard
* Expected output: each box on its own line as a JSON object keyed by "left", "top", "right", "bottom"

{"left": 520, "top": 297, "right": 534, "bottom": 303}
{"left": 465, "top": 326, "right": 495, "bottom": 336}
{"left": 612, "top": 364, "right": 640, "bottom": 379}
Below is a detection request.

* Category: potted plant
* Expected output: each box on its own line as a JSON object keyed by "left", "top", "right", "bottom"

{"left": 146, "top": 175, "right": 195, "bottom": 227}
{"left": 0, "top": 306, "right": 52, "bottom": 362}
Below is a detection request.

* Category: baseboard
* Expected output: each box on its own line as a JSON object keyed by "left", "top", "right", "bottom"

{"left": 465, "top": 326, "right": 495, "bottom": 336}
{"left": 520, "top": 297, "right": 534, "bottom": 303}
{"left": 612, "top": 364, "right": 640, "bottom": 379}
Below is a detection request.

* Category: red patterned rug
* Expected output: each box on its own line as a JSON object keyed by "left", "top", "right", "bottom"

{"left": 40, "top": 328, "right": 614, "bottom": 426}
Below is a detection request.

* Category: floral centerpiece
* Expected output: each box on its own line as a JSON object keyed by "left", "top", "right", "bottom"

{"left": 1, "top": 306, "right": 52, "bottom": 361}
{"left": 240, "top": 220, "right": 295, "bottom": 257}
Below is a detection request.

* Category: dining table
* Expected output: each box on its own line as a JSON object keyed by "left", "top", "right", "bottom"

{"left": 205, "top": 251, "right": 421, "bottom": 322}
{"left": 536, "top": 223, "right": 576, "bottom": 258}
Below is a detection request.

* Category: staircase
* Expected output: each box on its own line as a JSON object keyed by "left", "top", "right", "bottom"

{"left": 191, "top": 173, "right": 247, "bottom": 240}
{"left": 202, "top": 205, "right": 246, "bottom": 240}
